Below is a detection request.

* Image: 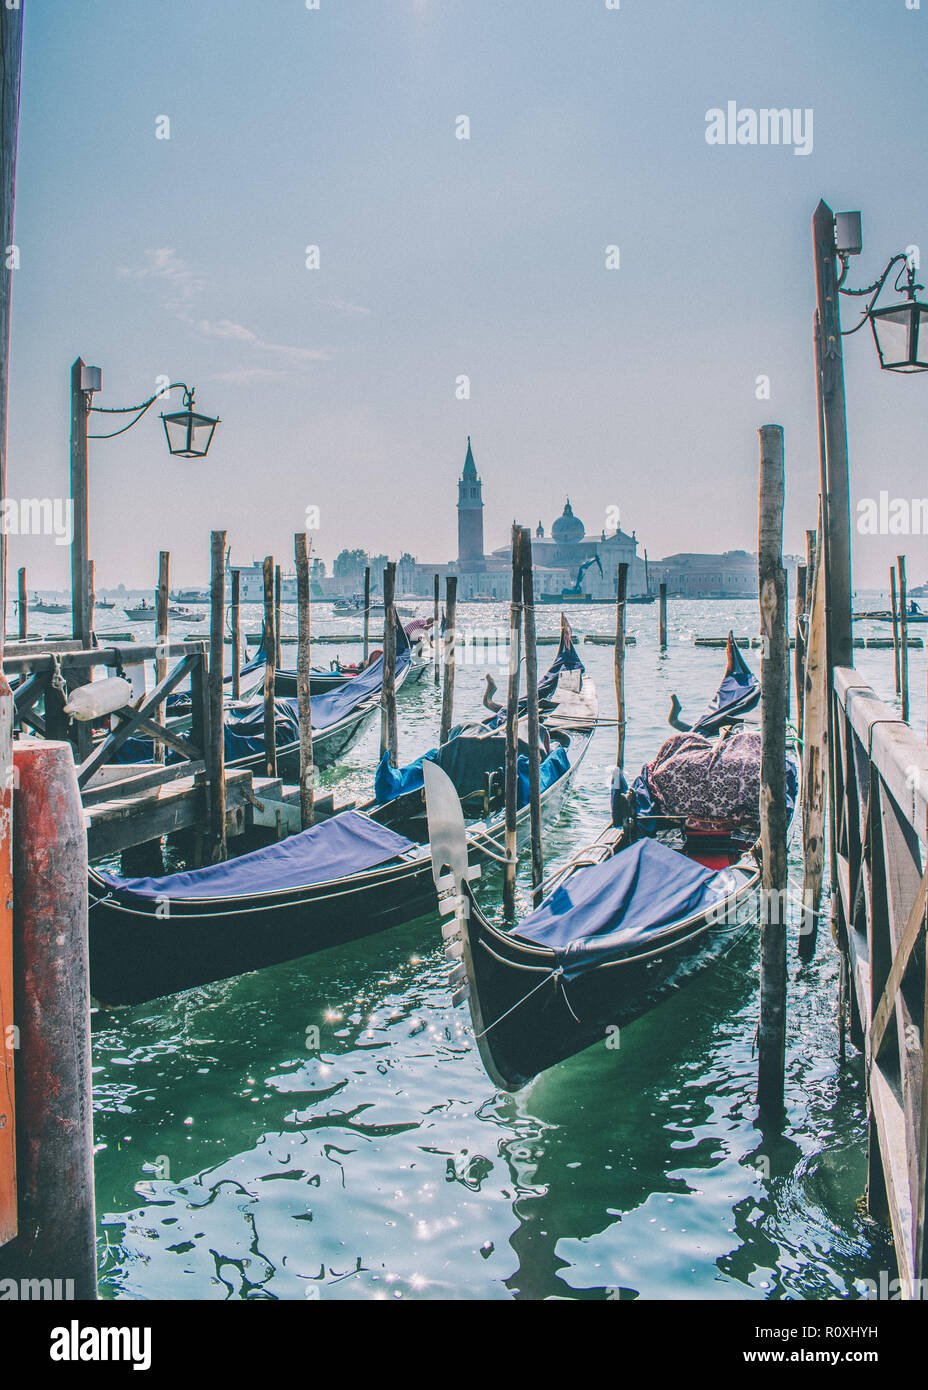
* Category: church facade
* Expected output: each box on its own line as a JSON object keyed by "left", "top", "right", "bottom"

{"left": 409, "top": 439, "right": 648, "bottom": 601}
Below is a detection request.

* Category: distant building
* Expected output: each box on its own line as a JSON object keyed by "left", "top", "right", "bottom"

{"left": 650, "top": 549, "right": 800, "bottom": 598}
{"left": 410, "top": 439, "right": 648, "bottom": 600}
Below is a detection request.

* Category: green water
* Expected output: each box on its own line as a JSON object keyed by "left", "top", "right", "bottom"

{"left": 91, "top": 598, "right": 911, "bottom": 1300}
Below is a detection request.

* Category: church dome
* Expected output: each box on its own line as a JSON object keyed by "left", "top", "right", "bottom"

{"left": 552, "top": 499, "right": 584, "bottom": 545}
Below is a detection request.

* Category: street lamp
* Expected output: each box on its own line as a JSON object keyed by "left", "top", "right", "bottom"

{"left": 89, "top": 379, "right": 220, "bottom": 453}
{"left": 835, "top": 214, "right": 928, "bottom": 373}
{"left": 160, "top": 389, "right": 220, "bottom": 458}
{"left": 70, "top": 361, "right": 220, "bottom": 648}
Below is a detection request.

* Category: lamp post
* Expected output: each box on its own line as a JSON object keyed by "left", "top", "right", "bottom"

{"left": 811, "top": 199, "right": 924, "bottom": 986}
{"left": 70, "top": 362, "right": 219, "bottom": 647}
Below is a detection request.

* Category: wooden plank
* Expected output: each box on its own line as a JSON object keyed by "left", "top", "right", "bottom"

{"left": 85, "top": 769, "right": 252, "bottom": 860}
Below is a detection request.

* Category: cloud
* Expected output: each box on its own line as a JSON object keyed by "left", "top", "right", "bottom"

{"left": 117, "top": 248, "right": 204, "bottom": 310}
{"left": 195, "top": 317, "right": 329, "bottom": 363}
{"left": 318, "top": 297, "right": 371, "bottom": 317}
{"left": 118, "top": 250, "right": 329, "bottom": 366}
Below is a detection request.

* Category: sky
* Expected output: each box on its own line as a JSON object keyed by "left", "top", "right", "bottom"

{"left": 5, "top": 0, "right": 927, "bottom": 590}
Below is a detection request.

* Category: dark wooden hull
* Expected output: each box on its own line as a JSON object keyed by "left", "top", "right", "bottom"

{"left": 89, "top": 854, "right": 437, "bottom": 1006}
{"left": 449, "top": 841, "right": 760, "bottom": 1091}
{"left": 88, "top": 725, "right": 594, "bottom": 1006}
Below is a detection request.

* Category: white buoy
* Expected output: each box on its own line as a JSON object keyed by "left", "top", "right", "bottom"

{"left": 63, "top": 676, "right": 133, "bottom": 722}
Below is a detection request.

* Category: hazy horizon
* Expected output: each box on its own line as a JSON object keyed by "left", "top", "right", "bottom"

{"left": 6, "top": 0, "right": 927, "bottom": 591}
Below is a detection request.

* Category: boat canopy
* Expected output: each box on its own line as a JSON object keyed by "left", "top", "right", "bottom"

{"left": 96, "top": 810, "right": 417, "bottom": 902}
{"left": 514, "top": 836, "right": 726, "bottom": 978}
{"left": 375, "top": 731, "right": 569, "bottom": 807}
{"left": 222, "top": 632, "right": 411, "bottom": 757}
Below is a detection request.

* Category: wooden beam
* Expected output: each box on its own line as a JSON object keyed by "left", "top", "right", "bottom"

{"left": 154, "top": 550, "right": 169, "bottom": 764}
{"left": 503, "top": 526, "right": 521, "bottom": 922}
{"left": 294, "top": 531, "right": 314, "bottom": 827}
{"left": 263, "top": 556, "right": 277, "bottom": 778}
{"left": 231, "top": 567, "right": 241, "bottom": 701}
{"left": 757, "top": 424, "right": 789, "bottom": 1116}
{"left": 615, "top": 562, "right": 628, "bottom": 769}
{"left": 440, "top": 575, "right": 457, "bottom": 746}
{"left": 520, "top": 528, "right": 543, "bottom": 905}
{"left": 380, "top": 562, "right": 398, "bottom": 765}
{"left": 812, "top": 200, "right": 853, "bottom": 671}
{"left": 0, "top": 3, "right": 24, "bottom": 663}
{"left": 208, "top": 531, "right": 227, "bottom": 861}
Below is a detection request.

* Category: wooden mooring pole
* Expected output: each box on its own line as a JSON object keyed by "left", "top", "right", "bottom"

{"left": 898, "top": 555, "right": 909, "bottom": 724}
{"left": 503, "top": 526, "right": 522, "bottom": 922}
{"left": 757, "top": 425, "right": 789, "bottom": 1116}
{"left": 890, "top": 565, "right": 901, "bottom": 697}
{"left": 799, "top": 508, "right": 827, "bottom": 963}
{"left": 154, "top": 550, "right": 169, "bottom": 764}
{"left": 70, "top": 358, "right": 92, "bottom": 650}
{"left": 274, "top": 563, "right": 283, "bottom": 669}
{"left": 263, "top": 556, "right": 277, "bottom": 778}
{"left": 208, "top": 531, "right": 227, "bottom": 862}
{"left": 380, "top": 561, "right": 398, "bottom": 765}
{"left": 16, "top": 568, "right": 25, "bottom": 641}
{"left": 362, "top": 565, "right": 371, "bottom": 664}
{"left": 520, "top": 528, "right": 543, "bottom": 905}
{"left": 659, "top": 582, "right": 668, "bottom": 650}
{"left": 294, "top": 532, "right": 314, "bottom": 827}
{"left": 0, "top": 742, "right": 97, "bottom": 1296}
{"left": 615, "top": 562, "right": 628, "bottom": 769}
{"left": 439, "top": 576, "right": 457, "bottom": 746}
{"left": 433, "top": 573, "right": 440, "bottom": 685}
{"left": 231, "top": 567, "right": 241, "bottom": 700}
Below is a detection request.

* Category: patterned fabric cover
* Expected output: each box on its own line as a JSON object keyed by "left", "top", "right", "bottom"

{"left": 643, "top": 728, "right": 764, "bottom": 833}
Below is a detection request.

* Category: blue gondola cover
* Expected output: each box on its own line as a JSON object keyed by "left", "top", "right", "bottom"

{"left": 96, "top": 811, "right": 417, "bottom": 901}
{"left": 514, "top": 837, "right": 724, "bottom": 978}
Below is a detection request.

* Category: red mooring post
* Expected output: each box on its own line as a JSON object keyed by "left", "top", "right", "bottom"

{"left": 0, "top": 742, "right": 97, "bottom": 1298}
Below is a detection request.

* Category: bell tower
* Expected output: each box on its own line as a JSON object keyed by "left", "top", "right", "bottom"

{"left": 457, "top": 436, "right": 485, "bottom": 569}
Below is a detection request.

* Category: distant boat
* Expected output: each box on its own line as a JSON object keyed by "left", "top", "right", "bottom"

{"left": 94, "top": 597, "right": 116, "bottom": 610}
{"left": 124, "top": 600, "right": 156, "bottom": 621}
{"left": 172, "top": 587, "right": 210, "bottom": 603}
{"left": 854, "top": 600, "right": 928, "bottom": 624}
{"left": 29, "top": 594, "right": 69, "bottom": 614}
{"left": 168, "top": 604, "right": 203, "bottom": 621}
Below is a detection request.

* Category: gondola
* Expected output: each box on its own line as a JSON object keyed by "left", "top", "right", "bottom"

{"left": 87, "top": 620, "right": 597, "bottom": 1005}
{"left": 272, "top": 618, "right": 434, "bottom": 697}
{"left": 421, "top": 635, "right": 796, "bottom": 1092}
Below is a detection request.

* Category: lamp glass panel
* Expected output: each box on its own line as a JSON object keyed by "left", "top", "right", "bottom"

{"left": 871, "top": 306, "right": 911, "bottom": 368}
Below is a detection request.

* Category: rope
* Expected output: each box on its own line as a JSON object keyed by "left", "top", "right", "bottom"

{"left": 474, "top": 966, "right": 565, "bottom": 1038}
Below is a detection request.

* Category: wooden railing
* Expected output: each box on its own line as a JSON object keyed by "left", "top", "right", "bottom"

{"left": 833, "top": 666, "right": 928, "bottom": 1295}
{"left": 4, "top": 640, "right": 209, "bottom": 789}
